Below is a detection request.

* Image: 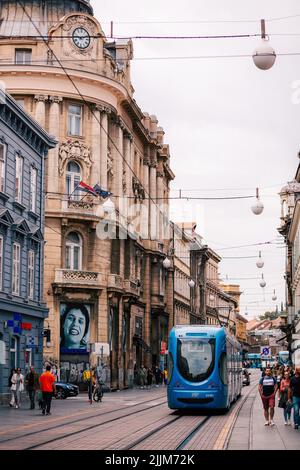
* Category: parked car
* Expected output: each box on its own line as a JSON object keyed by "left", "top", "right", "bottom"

{"left": 54, "top": 382, "right": 79, "bottom": 399}
{"left": 242, "top": 368, "right": 251, "bottom": 386}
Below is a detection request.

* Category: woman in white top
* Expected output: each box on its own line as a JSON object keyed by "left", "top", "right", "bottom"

{"left": 11, "top": 368, "right": 24, "bottom": 409}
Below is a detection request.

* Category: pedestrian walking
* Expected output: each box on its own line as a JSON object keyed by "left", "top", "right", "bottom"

{"left": 163, "top": 368, "right": 168, "bottom": 386}
{"left": 139, "top": 365, "right": 147, "bottom": 389}
{"left": 25, "top": 366, "right": 40, "bottom": 410}
{"left": 278, "top": 371, "right": 292, "bottom": 425}
{"left": 146, "top": 367, "right": 153, "bottom": 389}
{"left": 154, "top": 365, "right": 162, "bottom": 387}
{"left": 8, "top": 369, "right": 16, "bottom": 408}
{"left": 258, "top": 367, "right": 278, "bottom": 426}
{"left": 10, "top": 368, "right": 24, "bottom": 409}
{"left": 288, "top": 366, "right": 300, "bottom": 430}
{"left": 39, "top": 365, "right": 56, "bottom": 416}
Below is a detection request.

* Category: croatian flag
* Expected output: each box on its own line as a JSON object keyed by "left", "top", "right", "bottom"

{"left": 75, "top": 181, "right": 97, "bottom": 196}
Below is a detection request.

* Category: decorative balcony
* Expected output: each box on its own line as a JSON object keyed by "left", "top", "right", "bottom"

{"left": 60, "top": 199, "right": 104, "bottom": 221}
{"left": 124, "top": 279, "right": 141, "bottom": 297}
{"left": 107, "top": 274, "right": 123, "bottom": 291}
{"left": 54, "top": 269, "right": 104, "bottom": 289}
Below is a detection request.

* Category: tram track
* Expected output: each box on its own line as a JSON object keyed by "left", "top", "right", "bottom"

{"left": 0, "top": 394, "right": 167, "bottom": 449}
{"left": 125, "top": 381, "right": 259, "bottom": 451}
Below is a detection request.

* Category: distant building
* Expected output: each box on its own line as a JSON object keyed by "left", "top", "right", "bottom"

{"left": 0, "top": 92, "right": 56, "bottom": 403}
{"left": 279, "top": 170, "right": 300, "bottom": 366}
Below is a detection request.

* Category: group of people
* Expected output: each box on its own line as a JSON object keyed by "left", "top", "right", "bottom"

{"left": 8, "top": 365, "right": 56, "bottom": 416}
{"left": 135, "top": 365, "right": 168, "bottom": 389}
{"left": 259, "top": 365, "right": 300, "bottom": 429}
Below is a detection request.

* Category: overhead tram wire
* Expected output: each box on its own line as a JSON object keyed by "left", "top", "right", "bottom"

{"left": 17, "top": 1, "right": 173, "bottom": 230}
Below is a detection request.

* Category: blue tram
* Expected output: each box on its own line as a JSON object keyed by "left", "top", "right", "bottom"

{"left": 167, "top": 325, "right": 242, "bottom": 411}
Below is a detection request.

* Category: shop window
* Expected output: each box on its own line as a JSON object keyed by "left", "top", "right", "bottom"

{"left": 10, "top": 336, "right": 18, "bottom": 369}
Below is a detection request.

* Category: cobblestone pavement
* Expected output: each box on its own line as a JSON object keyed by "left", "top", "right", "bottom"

{"left": 1, "top": 373, "right": 299, "bottom": 450}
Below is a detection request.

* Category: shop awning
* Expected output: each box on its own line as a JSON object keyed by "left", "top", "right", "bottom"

{"left": 133, "top": 335, "right": 151, "bottom": 353}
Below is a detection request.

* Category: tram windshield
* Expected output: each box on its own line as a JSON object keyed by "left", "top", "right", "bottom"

{"left": 177, "top": 338, "right": 215, "bottom": 383}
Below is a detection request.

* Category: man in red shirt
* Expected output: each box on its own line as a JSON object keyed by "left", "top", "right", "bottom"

{"left": 39, "top": 365, "right": 56, "bottom": 416}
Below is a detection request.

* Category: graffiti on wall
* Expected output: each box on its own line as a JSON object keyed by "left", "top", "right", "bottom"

{"left": 60, "top": 361, "right": 90, "bottom": 384}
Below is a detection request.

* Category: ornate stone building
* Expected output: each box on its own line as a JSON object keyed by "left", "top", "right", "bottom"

{"left": 0, "top": 0, "right": 175, "bottom": 388}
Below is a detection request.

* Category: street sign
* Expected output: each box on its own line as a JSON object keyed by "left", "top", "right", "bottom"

{"left": 260, "top": 346, "right": 271, "bottom": 358}
{"left": 92, "top": 343, "right": 109, "bottom": 355}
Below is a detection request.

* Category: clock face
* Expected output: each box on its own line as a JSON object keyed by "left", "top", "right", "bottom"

{"left": 72, "top": 27, "right": 91, "bottom": 50}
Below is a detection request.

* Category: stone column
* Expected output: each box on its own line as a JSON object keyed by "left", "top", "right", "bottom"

{"left": 91, "top": 106, "right": 101, "bottom": 186}
{"left": 100, "top": 109, "right": 109, "bottom": 190}
{"left": 156, "top": 170, "right": 164, "bottom": 241}
{"left": 123, "top": 133, "right": 132, "bottom": 197}
{"left": 142, "top": 150, "right": 150, "bottom": 240}
{"left": 149, "top": 152, "right": 157, "bottom": 240}
{"left": 48, "top": 96, "right": 62, "bottom": 194}
{"left": 110, "top": 117, "right": 124, "bottom": 200}
{"left": 34, "top": 95, "right": 48, "bottom": 129}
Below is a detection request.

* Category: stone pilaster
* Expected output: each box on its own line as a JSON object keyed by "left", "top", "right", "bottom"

{"left": 34, "top": 94, "right": 48, "bottom": 129}
{"left": 149, "top": 157, "right": 157, "bottom": 240}
{"left": 47, "top": 96, "right": 62, "bottom": 194}
{"left": 91, "top": 106, "right": 101, "bottom": 186}
{"left": 100, "top": 109, "right": 109, "bottom": 190}
{"left": 156, "top": 170, "right": 164, "bottom": 241}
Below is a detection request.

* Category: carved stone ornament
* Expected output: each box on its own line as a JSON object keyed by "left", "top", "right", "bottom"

{"left": 62, "top": 15, "right": 98, "bottom": 57}
{"left": 107, "top": 147, "right": 114, "bottom": 176}
{"left": 122, "top": 167, "right": 127, "bottom": 194}
{"left": 59, "top": 140, "right": 93, "bottom": 177}
{"left": 63, "top": 15, "right": 97, "bottom": 35}
{"left": 34, "top": 95, "right": 49, "bottom": 102}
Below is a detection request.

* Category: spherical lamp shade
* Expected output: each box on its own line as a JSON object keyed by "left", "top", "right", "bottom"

{"left": 253, "top": 42, "right": 276, "bottom": 70}
{"left": 103, "top": 198, "right": 115, "bottom": 214}
{"left": 256, "top": 259, "right": 264, "bottom": 268}
{"left": 209, "top": 294, "right": 215, "bottom": 302}
{"left": 188, "top": 279, "right": 195, "bottom": 288}
{"left": 163, "top": 257, "right": 171, "bottom": 269}
{"left": 260, "top": 280, "right": 266, "bottom": 288}
{"left": 251, "top": 198, "right": 264, "bottom": 215}
{"left": 272, "top": 295, "right": 277, "bottom": 301}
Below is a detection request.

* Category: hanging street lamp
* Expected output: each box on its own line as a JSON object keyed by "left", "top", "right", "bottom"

{"left": 260, "top": 273, "right": 266, "bottom": 288}
{"left": 272, "top": 289, "right": 277, "bottom": 301}
{"left": 163, "top": 257, "right": 171, "bottom": 270}
{"left": 251, "top": 188, "right": 264, "bottom": 215}
{"left": 256, "top": 251, "right": 264, "bottom": 268}
{"left": 253, "top": 19, "right": 276, "bottom": 70}
{"left": 188, "top": 279, "right": 195, "bottom": 288}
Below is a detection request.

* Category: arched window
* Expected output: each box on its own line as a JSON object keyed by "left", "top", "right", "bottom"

{"left": 66, "top": 232, "right": 82, "bottom": 270}
{"left": 66, "top": 161, "right": 81, "bottom": 200}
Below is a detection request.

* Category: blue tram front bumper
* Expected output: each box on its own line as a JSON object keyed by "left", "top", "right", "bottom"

{"left": 168, "top": 388, "right": 227, "bottom": 409}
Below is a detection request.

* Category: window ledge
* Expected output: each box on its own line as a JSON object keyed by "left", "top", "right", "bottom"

{"left": 28, "top": 210, "right": 39, "bottom": 221}
{"left": 0, "top": 191, "right": 9, "bottom": 202}
{"left": 13, "top": 201, "right": 26, "bottom": 212}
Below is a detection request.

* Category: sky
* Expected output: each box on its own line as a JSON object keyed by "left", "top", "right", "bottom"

{"left": 92, "top": 0, "right": 300, "bottom": 319}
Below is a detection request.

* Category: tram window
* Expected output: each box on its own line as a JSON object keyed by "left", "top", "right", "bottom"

{"left": 219, "top": 352, "right": 228, "bottom": 385}
{"left": 177, "top": 338, "right": 215, "bottom": 383}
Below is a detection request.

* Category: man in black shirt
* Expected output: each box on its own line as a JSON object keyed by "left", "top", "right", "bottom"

{"left": 259, "top": 368, "right": 277, "bottom": 426}
{"left": 288, "top": 367, "right": 300, "bottom": 429}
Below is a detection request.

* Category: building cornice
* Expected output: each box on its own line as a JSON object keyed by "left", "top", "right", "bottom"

{"left": 0, "top": 90, "right": 57, "bottom": 154}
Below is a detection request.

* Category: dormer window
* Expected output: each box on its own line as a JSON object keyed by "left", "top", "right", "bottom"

{"left": 15, "top": 49, "right": 32, "bottom": 65}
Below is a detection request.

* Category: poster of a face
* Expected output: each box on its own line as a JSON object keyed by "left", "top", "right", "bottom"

{"left": 60, "top": 304, "right": 90, "bottom": 354}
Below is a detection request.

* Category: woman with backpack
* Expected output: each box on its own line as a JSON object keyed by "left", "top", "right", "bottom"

{"left": 278, "top": 372, "right": 293, "bottom": 426}
{"left": 278, "top": 371, "right": 292, "bottom": 425}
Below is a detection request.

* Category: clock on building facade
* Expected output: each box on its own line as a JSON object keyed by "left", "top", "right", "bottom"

{"left": 72, "top": 27, "right": 91, "bottom": 49}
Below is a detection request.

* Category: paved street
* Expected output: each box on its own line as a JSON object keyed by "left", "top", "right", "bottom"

{"left": 0, "top": 371, "right": 299, "bottom": 450}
